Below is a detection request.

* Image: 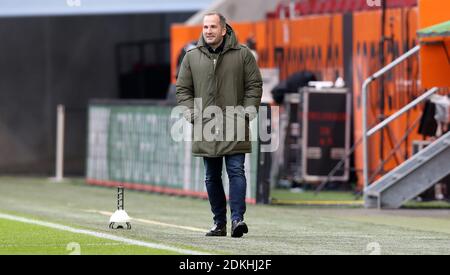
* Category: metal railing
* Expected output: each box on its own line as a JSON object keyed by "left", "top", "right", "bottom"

{"left": 362, "top": 44, "right": 440, "bottom": 191}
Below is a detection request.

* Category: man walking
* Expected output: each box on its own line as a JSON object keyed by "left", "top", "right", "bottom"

{"left": 176, "top": 12, "right": 262, "bottom": 238}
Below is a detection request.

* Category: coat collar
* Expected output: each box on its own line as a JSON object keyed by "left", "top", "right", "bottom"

{"left": 205, "top": 36, "right": 226, "bottom": 54}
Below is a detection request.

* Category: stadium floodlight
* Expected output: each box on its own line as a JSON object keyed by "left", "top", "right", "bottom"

{"left": 109, "top": 186, "right": 131, "bottom": 230}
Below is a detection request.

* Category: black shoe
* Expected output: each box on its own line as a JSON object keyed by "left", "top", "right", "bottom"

{"left": 205, "top": 223, "right": 227, "bottom": 237}
{"left": 231, "top": 220, "right": 248, "bottom": 238}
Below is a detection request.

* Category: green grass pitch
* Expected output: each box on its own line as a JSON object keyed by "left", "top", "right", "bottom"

{"left": 1, "top": 177, "right": 450, "bottom": 255}
{"left": 0, "top": 217, "right": 175, "bottom": 255}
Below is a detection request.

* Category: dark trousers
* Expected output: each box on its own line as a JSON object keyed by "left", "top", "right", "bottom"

{"left": 203, "top": 154, "right": 247, "bottom": 225}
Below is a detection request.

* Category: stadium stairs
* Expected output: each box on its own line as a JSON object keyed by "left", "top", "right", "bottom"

{"left": 365, "top": 130, "right": 450, "bottom": 208}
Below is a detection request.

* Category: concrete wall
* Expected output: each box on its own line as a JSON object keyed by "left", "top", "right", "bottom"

{"left": 0, "top": 12, "right": 192, "bottom": 175}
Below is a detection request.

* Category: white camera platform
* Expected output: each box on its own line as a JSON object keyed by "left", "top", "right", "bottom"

{"left": 109, "top": 209, "right": 131, "bottom": 230}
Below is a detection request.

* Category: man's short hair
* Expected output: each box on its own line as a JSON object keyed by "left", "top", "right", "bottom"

{"left": 203, "top": 12, "right": 227, "bottom": 28}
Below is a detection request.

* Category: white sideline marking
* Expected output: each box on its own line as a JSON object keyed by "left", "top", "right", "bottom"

{"left": 84, "top": 209, "right": 206, "bottom": 232}
{"left": 0, "top": 213, "right": 208, "bottom": 255}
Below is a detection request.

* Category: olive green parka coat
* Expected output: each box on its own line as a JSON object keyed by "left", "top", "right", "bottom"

{"left": 176, "top": 24, "right": 263, "bottom": 157}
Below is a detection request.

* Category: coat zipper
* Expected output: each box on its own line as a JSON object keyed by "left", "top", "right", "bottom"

{"left": 213, "top": 56, "right": 218, "bottom": 155}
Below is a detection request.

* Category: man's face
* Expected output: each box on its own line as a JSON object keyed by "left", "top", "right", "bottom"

{"left": 203, "top": 15, "right": 226, "bottom": 48}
